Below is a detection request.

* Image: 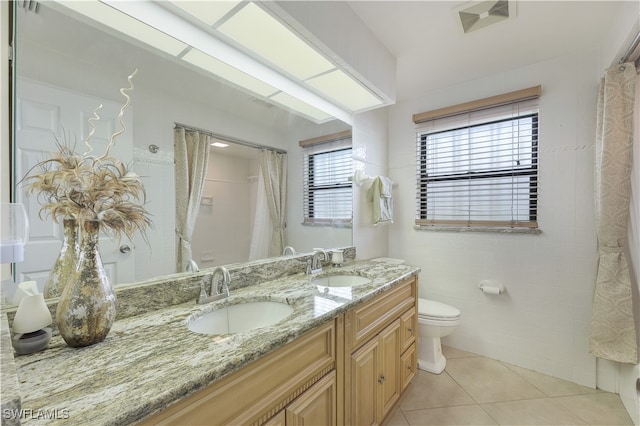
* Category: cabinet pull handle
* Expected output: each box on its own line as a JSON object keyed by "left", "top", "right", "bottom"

{"left": 378, "top": 375, "right": 385, "bottom": 384}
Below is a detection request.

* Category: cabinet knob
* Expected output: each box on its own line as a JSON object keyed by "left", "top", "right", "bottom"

{"left": 120, "top": 245, "right": 131, "bottom": 254}
{"left": 407, "top": 327, "right": 413, "bottom": 333}
{"left": 378, "top": 375, "right": 385, "bottom": 384}
{"left": 408, "top": 366, "right": 414, "bottom": 372}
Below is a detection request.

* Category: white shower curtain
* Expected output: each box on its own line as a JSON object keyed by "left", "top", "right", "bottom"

{"left": 174, "top": 127, "right": 210, "bottom": 272}
{"left": 589, "top": 63, "right": 638, "bottom": 364}
{"left": 248, "top": 166, "right": 272, "bottom": 260}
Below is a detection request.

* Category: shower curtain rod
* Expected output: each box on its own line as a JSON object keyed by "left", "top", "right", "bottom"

{"left": 174, "top": 123, "right": 287, "bottom": 154}
{"left": 619, "top": 30, "right": 640, "bottom": 64}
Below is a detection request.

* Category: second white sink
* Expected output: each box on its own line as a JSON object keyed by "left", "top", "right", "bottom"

{"left": 313, "top": 275, "right": 371, "bottom": 288}
{"left": 188, "top": 301, "right": 294, "bottom": 335}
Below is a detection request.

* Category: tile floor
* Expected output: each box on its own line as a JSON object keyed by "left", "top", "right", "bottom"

{"left": 386, "top": 346, "right": 634, "bottom": 425}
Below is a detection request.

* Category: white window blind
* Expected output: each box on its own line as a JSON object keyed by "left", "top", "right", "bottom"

{"left": 301, "top": 133, "right": 353, "bottom": 226}
{"left": 415, "top": 89, "right": 540, "bottom": 229}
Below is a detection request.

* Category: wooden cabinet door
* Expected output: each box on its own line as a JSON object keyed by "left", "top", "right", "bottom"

{"left": 286, "top": 371, "right": 336, "bottom": 426}
{"left": 400, "top": 308, "right": 417, "bottom": 353}
{"left": 378, "top": 319, "right": 401, "bottom": 420}
{"left": 264, "top": 411, "right": 286, "bottom": 426}
{"left": 350, "top": 337, "right": 379, "bottom": 426}
{"left": 401, "top": 344, "right": 417, "bottom": 391}
{"left": 349, "top": 319, "right": 402, "bottom": 426}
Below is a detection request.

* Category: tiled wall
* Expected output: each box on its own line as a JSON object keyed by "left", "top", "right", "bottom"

{"left": 352, "top": 107, "right": 390, "bottom": 260}
{"left": 384, "top": 51, "right": 602, "bottom": 388}
{"left": 191, "top": 151, "right": 259, "bottom": 268}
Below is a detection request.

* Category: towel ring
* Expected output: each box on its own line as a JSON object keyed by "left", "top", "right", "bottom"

{"left": 353, "top": 170, "right": 371, "bottom": 187}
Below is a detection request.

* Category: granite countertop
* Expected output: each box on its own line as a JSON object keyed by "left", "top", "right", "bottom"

{"left": 9, "top": 259, "right": 420, "bottom": 425}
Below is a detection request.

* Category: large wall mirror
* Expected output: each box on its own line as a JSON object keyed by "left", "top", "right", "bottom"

{"left": 9, "top": 2, "right": 352, "bottom": 302}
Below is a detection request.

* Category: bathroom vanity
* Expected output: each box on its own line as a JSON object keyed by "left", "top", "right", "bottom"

{"left": 2, "top": 257, "right": 419, "bottom": 425}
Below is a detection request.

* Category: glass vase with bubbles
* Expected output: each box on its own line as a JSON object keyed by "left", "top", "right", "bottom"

{"left": 43, "top": 217, "right": 79, "bottom": 299}
{"left": 56, "top": 219, "right": 116, "bottom": 347}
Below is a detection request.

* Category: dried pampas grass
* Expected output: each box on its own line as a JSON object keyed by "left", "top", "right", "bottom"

{"left": 21, "top": 70, "right": 152, "bottom": 242}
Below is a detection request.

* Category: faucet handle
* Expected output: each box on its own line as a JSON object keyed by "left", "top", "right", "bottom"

{"left": 220, "top": 281, "right": 230, "bottom": 297}
{"left": 197, "top": 281, "right": 209, "bottom": 304}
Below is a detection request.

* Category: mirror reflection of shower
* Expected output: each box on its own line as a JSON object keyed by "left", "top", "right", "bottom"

{"left": 191, "top": 139, "right": 281, "bottom": 268}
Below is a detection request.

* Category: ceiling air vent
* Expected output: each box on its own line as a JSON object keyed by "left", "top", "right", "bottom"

{"left": 455, "top": 0, "right": 514, "bottom": 34}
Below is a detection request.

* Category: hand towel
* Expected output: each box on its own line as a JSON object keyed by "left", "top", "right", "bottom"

{"left": 367, "top": 176, "right": 394, "bottom": 225}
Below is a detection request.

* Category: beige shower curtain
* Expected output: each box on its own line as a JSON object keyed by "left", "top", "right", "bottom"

{"left": 174, "top": 127, "right": 210, "bottom": 272}
{"left": 260, "top": 149, "right": 287, "bottom": 257}
{"left": 589, "top": 63, "right": 638, "bottom": 364}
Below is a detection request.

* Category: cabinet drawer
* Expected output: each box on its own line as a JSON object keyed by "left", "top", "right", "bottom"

{"left": 400, "top": 307, "right": 417, "bottom": 353}
{"left": 346, "top": 277, "right": 416, "bottom": 351}
{"left": 141, "top": 321, "right": 336, "bottom": 426}
{"left": 401, "top": 343, "right": 417, "bottom": 391}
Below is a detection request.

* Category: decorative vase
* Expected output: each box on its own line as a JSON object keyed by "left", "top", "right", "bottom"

{"left": 56, "top": 220, "right": 116, "bottom": 347}
{"left": 44, "top": 218, "right": 79, "bottom": 299}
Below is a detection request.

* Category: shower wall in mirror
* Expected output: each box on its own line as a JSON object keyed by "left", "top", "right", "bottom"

{"left": 11, "top": 3, "right": 351, "bottom": 295}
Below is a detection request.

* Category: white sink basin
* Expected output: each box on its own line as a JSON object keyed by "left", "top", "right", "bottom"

{"left": 313, "top": 275, "right": 371, "bottom": 288}
{"left": 188, "top": 301, "right": 294, "bottom": 335}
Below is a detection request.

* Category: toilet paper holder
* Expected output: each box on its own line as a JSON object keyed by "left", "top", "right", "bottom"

{"left": 478, "top": 280, "right": 505, "bottom": 295}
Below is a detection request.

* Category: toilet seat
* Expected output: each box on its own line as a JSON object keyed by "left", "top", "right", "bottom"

{"left": 418, "top": 298, "right": 461, "bottom": 321}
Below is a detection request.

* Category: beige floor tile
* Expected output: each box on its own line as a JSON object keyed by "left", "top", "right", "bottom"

{"left": 481, "top": 397, "right": 588, "bottom": 425}
{"left": 445, "top": 357, "right": 546, "bottom": 404}
{"left": 442, "top": 345, "right": 480, "bottom": 359}
{"left": 403, "top": 405, "right": 498, "bottom": 425}
{"left": 502, "top": 363, "right": 601, "bottom": 397}
{"left": 400, "top": 370, "right": 476, "bottom": 410}
{"left": 397, "top": 348, "right": 632, "bottom": 426}
{"left": 555, "top": 393, "right": 634, "bottom": 425}
{"left": 384, "top": 407, "right": 409, "bottom": 426}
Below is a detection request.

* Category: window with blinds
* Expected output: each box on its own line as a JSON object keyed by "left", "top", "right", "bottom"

{"left": 414, "top": 86, "right": 540, "bottom": 230}
{"left": 300, "top": 131, "right": 353, "bottom": 226}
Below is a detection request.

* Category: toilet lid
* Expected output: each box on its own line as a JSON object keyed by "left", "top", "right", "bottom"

{"left": 418, "top": 299, "right": 460, "bottom": 319}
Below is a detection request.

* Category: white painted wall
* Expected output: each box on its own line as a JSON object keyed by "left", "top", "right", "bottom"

{"left": 386, "top": 51, "right": 601, "bottom": 387}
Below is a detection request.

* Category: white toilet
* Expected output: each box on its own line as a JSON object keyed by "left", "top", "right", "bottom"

{"left": 417, "top": 298, "right": 461, "bottom": 374}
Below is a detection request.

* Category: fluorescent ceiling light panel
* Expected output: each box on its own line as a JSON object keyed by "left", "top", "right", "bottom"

{"left": 218, "top": 3, "right": 335, "bottom": 80}
{"left": 270, "top": 92, "right": 333, "bottom": 122}
{"left": 182, "top": 49, "right": 279, "bottom": 97}
{"left": 57, "top": 1, "right": 187, "bottom": 56}
{"left": 306, "top": 70, "right": 383, "bottom": 111}
{"left": 171, "top": 1, "right": 241, "bottom": 26}
{"left": 67, "top": 0, "right": 354, "bottom": 123}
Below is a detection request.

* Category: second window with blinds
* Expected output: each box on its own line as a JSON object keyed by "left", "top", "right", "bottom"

{"left": 300, "top": 131, "right": 353, "bottom": 227}
{"left": 414, "top": 86, "right": 541, "bottom": 231}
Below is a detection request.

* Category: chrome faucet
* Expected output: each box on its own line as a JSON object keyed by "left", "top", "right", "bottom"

{"left": 282, "top": 246, "right": 296, "bottom": 256}
{"left": 184, "top": 259, "right": 199, "bottom": 273}
{"left": 307, "top": 249, "right": 327, "bottom": 274}
{"left": 211, "top": 266, "right": 231, "bottom": 297}
{"left": 197, "top": 266, "right": 231, "bottom": 304}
